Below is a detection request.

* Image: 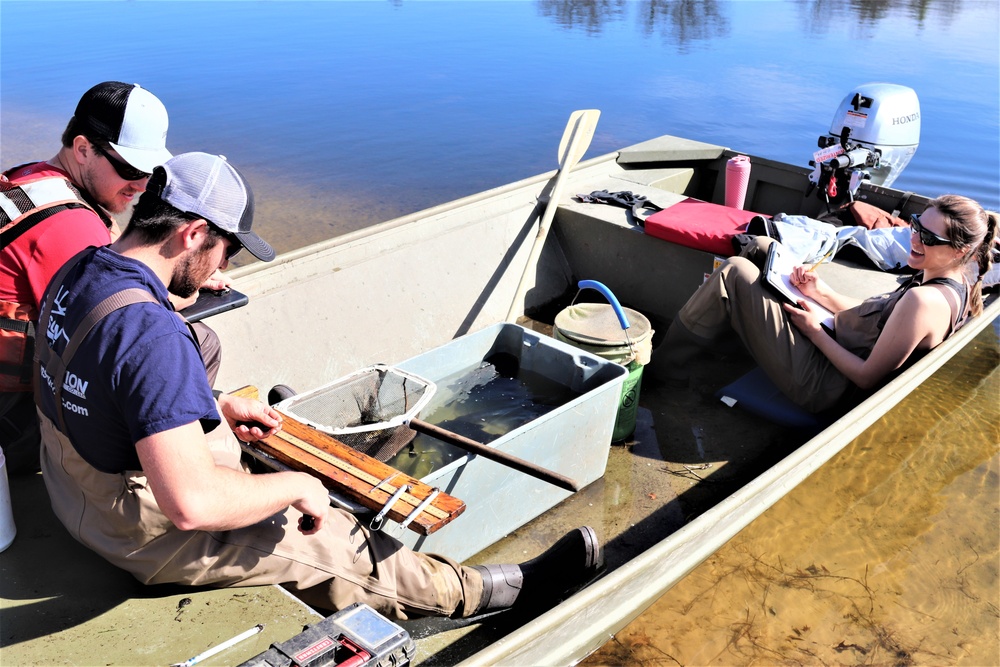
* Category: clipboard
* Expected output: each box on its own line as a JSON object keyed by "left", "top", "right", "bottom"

{"left": 179, "top": 288, "right": 249, "bottom": 323}
{"left": 763, "top": 242, "right": 835, "bottom": 330}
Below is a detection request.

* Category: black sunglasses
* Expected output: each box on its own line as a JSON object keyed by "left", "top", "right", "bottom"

{"left": 909, "top": 214, "right": 952, "bottom": 247}
{"left": 92, "top": 143, "right": 151, "bottom": 181}
{"left": 208, "top": 225, "right": 243, "bottom": 261}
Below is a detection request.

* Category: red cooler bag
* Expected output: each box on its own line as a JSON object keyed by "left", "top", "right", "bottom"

{"left": 644, "top": 197, "right": 763, "bottom": 256}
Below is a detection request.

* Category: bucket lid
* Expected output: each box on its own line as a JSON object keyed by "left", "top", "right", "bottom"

{"left": 553, "top": 303, "right": 652, "bottom": 347}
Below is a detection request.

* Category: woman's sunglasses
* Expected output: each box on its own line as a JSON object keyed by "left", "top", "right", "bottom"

{"left": 909, "top": 214, "right": 952, "bottom": 247}
{"left": 93, "top": 143, "right": 151, "bottom": 181}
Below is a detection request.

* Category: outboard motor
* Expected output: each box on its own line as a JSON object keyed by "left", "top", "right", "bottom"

{"left": 809, "top": 83, "right": 920, "bottom": 205}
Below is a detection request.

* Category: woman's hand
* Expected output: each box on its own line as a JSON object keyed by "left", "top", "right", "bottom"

{"left": 789, "top": 265, "right": 827, "bottom": 300}
{"left": 782, "top": 299, "right": 828, "bottom": 338}
{"left": 217, "top": 393, "right": 283, "bottom": 441}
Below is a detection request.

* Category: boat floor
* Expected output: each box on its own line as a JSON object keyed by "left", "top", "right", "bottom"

{"left": 0, "top": 317, "right": 800, "bottom": 666}
{"left": 0, "top": 235, "right": 912, "bottom": 665}
{"left": 398, "top": 317, "right": 806, "bottom": 664}
{"left": 0, "top": 470, "right": 322, "bottom": 666}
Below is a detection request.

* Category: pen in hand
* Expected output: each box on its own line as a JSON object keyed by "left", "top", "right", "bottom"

{"left": 807, "top": 246, "right": 836, "bottom": 272}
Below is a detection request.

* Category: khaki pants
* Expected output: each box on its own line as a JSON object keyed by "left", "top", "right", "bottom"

{"left": 2, "top": 324, "right": 218, "bottom": 477}
{"left": 676, "top": 237, "right": 850, "bottom": 413}
{"left": 189, "top": 322, "right": 222, "bottom": 388}
{"left": 38, "top": 412, "right": 483, "bottom": 619}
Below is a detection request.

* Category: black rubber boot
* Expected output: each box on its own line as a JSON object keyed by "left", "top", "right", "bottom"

{"left": 646, "top": 319, "right": 710, "bottom": 387}
{"left": 471, "top": 526, "right": 603, "bottom": 615}
{"left": 268, "top": 384, "right": 297, "bottom": 406}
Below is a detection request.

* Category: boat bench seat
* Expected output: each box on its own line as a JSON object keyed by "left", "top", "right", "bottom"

{"left": 557, "top": 173, "right": 903, "bottom": 301}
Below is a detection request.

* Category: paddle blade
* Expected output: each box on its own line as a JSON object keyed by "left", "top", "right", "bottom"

{"left": 557, "top": 109, "right": 600, "bottom": 170}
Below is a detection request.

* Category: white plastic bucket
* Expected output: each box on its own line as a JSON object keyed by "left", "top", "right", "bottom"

{"left": 552, "top": 299, "right": 653, "bottom": 443}
{"left": 0, "top": 448, "right": 16, "bottom": 552}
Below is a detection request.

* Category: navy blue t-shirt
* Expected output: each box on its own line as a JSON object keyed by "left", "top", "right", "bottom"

{"left": 36, "top": 246, "right": 221, "bottom": 473}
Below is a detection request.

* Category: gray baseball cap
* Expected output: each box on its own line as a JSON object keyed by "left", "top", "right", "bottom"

{"left": 150, "top": 152, "right": 275, "bottom": 262}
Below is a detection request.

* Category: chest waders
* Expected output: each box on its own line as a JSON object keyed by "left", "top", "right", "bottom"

{"left": 34, "top": 249, "right": 156, "bottom": 435}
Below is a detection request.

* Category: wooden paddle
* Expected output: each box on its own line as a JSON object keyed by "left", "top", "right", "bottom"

{"left": 408, "top": 418, "right": 581, "bottom": 492}
{"left": 506, "top": 109, "right": 601, "bottom": 322}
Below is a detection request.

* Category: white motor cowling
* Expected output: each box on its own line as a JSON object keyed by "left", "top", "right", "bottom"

{"left": 810, "top": 83, "right": 920, "bottom": 199}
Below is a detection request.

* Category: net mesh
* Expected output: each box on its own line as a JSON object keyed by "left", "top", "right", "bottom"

{"left": 280, "top": 366, "right": 432, "bottom": 462}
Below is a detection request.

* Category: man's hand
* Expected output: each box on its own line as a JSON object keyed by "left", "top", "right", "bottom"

{"left": 169, "top": 270, "right": 233, "bottom": 312}
{"left": 217, "top": 393, "right": 283, "bottom": 441}
{"left": 137, "top": 422, "right": 329, "bottom": 533}
{"left": 201, "top": 269, "right": 232, "bottom": 292}
{"left": 292, "top": 475, "right": 331, "bottom": 535}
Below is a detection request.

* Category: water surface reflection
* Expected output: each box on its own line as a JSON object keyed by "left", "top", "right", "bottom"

{"left": 586, "top": 324, "right": 999, "bottom": 666}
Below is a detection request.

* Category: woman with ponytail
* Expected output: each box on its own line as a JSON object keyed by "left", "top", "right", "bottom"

{"left": 655, "top": 194, "right": 997, "bottom": 413}
{"left": 934, "top": 194, "right": 999, "bottom": 318}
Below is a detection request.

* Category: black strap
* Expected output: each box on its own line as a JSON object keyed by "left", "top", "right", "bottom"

{"left": 894, "top": 191, "right": 913, "bottom": 217}
{"left": 33, "top": 249, "right": 157, "bottom": 435}
{"left": 0, "top": 317, "right": 35, "bottom": 384}
{"left": 0, "top": 202, "right": 90, "bottom": 247}
{"left": 574, "top": 190, "right": 664, "bottom": 227}
{"left": 920, "top": 276, "right": 970, "bottom": 333}
{"left": 0, "top": 316, "right": 32, "bottom": 334}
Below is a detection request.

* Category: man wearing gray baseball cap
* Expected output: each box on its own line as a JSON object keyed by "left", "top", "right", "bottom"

{"left": 34, "top": 151, "right": 602, "bottom": 621}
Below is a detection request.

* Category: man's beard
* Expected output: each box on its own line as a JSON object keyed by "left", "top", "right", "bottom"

{"left": 169, "top": 243, "right": 220, "bottom": 298}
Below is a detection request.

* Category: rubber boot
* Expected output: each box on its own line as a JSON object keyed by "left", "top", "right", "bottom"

{"left": 470, "top": 526, "right": 603, "bottom": 615}
{"left": 268, "top": 384, "right": 297, "bottom": 406}
{"left": 646, "top": 318, "right": 710, "bottom": 387}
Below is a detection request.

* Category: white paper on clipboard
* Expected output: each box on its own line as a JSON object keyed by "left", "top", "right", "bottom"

{"left": 763, "top": 242, "right": 835, "bottom": 330}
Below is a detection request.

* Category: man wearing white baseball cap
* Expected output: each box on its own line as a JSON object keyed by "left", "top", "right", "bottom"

{"left": 34, "top": 151, "right": 602, "bottom": 621}
{"left": 1, "top": 81, "right": 181, "bottom": 474}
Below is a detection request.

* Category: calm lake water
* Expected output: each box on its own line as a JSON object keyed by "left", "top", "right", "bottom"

{"left": 2, "top": 0, "right": 998, "bottom": 261}
{"left": 3, "top": 1, "right": 998, "bottom": 663}
{"left": 586, "top": 322, "right": 999, "bottom": 666}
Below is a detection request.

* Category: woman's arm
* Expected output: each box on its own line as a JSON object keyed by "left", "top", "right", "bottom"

{"left": 784, "top": 287, "right": 951, "bottom": 389}
{"left": 789, "top": 265, "right": 863, "bottom": 313}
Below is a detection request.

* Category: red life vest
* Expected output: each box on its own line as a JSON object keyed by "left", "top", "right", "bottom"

{"left": 1, "top": 169, "right": 94, "bottom": 392}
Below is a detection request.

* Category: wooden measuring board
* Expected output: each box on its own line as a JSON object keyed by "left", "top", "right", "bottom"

{"left": 230, "top": 386, "right": 465, "bottom": 535}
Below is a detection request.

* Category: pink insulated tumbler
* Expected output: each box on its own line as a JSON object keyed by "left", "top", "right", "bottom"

{"left": 725, "top": 155, "right": 751, "bottom": 209}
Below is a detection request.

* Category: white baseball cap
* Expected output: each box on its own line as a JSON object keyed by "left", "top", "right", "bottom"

{"left": 74, "top": 81, "right": 172, "bottom": 174}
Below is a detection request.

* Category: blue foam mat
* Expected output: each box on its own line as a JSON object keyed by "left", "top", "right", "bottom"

{"left": 716, "top": 366, "right": 822, "bottom": 429}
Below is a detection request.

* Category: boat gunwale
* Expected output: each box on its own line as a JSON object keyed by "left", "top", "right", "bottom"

{"left": 458, "top": 296, "right": 1000, "bottom": 667}
{"left": 224, "top": 151, "right": 622, "bottom": 287}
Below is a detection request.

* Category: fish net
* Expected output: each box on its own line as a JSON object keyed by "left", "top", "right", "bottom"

{"left": 277, "top": 365, "right": 436, "bottom": 462}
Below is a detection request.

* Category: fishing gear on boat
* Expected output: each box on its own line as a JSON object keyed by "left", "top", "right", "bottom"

{"left": 273, "top": 364, "right": 581, "bottom": 492}
{"left": 239, "top": 603, "right": 414, "bottom": 667}
{"left": 399, "top": 488, "right": 440, "bottom": 532}
{"left": 574, "top": 189, "right": 664, "bottom": 227}
{"left": 370, "top": 484, "right": 410, "bottom": 531}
